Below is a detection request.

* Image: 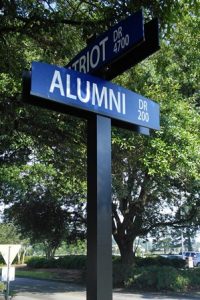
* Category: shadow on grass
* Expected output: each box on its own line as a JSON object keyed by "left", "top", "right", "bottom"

{"left": 10, "top": 277, "right": 85, "bottom": 295}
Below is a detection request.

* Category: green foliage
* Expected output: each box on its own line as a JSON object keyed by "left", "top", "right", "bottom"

{"left": 135, "top": 256, "right": 186, "bottom": 268}
{"left": 0, "top": 223, "right": 21, "bottom": 244}
{"left": 0, "top": 282, "right": 5, "bottom": 293}
{"left": 26, "top": 256, "right": 57, "bottom": 268}
{"left": 113, "top": 264, "right": 200, "bottom": 292}
{"left": 113, "top": 263, "right": 134, "bottom": 287}
{"left": 57, "top": 255, "right": 86, "bottom": 270}
{"left": 112, "top": 256, "right": 186, "bottom": 287}
{"left": 26, "top": 255, "right": 86, "bottom": 270}
{"left": 111, "top": 0, "right": 200, "bottom": 261}
{"left": 16, "top": 269, "right": 55, "bottom": 281}
{"left": 63, "top": 240, "right": 87, "bottom": 255}
{"left": 5, "top": 193, "right": 70, "bottom": 258}
{"left": 185, "top": 268, "right": 200, "bottom": 287}
{"left": 124, "top": 266, "right": 189, "bottom": 292}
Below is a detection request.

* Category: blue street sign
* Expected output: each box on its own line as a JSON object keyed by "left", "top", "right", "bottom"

{"left": 66, "top": 10, "right": 144, "bottom": 74}
{"left": 31, "top": 62, "right": 160, "bottom": 130}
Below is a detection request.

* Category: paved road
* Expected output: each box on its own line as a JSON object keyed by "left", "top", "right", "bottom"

{"left": 7, "top": 278, "right": 200, "bottom": 300}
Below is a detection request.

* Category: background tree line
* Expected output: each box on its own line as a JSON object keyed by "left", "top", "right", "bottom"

{"left": 0, "top": 0, "right": 199, "bottom": 262}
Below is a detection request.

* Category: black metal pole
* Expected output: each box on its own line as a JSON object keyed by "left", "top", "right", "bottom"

{"left": 87, "top": 115, "right": 112, "bottom": 300}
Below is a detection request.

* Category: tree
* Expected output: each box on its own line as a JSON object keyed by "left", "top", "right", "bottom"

{"left": 152, "top": 225, "right": 198, "bottom": 253}
{"left": 0, "top": 1, "right": 90, "bottom": 255}
{"left": 5, "top": 194, "right": 67, "bottom": 258}
{"left": 111, "top": 1, "right": 200, "bottom": 263}
{"left": 0, "top": 222, "right": 29, "bottom": 263}
{"left": 3, "top": 162, "right": 87, "bottom": 258}
{"left": 0, "top": 223, "right": 21, "bottom": 244}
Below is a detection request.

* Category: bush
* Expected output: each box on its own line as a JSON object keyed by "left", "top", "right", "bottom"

{"left": 135, "top": 256, "right": 186, "bottom": 268}
{"left": 113, "top": 262, "right": 200, "bottom": 292}
{"left": 182, "top": 268, "right": 200, "bottom": 288}
{"left": 0, "top": 282, "right": 5, "bottom": 293}
{"left": 113, "top": 263, "right": 134, "bottom": 287}
{"left": 26, "top": 255, "right": 87, "bottom": 270}
{"left": 56, "top": 255, "right": 86, "bottom": 269}
{"left": 26, "top": 257, "right": 48, "bottom": 268}
{"left": 112, "top": 256, "right": 122, "bottom": 264}
{"left": 124, "top": 266, "right": 189, "bottom": 292}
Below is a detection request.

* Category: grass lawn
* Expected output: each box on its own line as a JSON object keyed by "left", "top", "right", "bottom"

{"left": 0, "top": 265, "right": 83, "bottom": 282}
{"left": 15, "top": 269, "right": 56, "bottom": 281}
{"left": 14, "top": 266, "right": 84, "bottom": 283}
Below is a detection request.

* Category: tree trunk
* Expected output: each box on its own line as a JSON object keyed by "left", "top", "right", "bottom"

{"left": 186, "top": 228, "right": 193, "bottom": 251}
{"left": 114, "top": 234, "right": 135, "bottom": 264}
{"left": 22, "top": 248, "right": 27, "bottom": 264}
{"left": 17, "top": 252, "right": 21, "bottom": 264}
{"left": 43, "top": 242, "right": 57, "bottom": 259}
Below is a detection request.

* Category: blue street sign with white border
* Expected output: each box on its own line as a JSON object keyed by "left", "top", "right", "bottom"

{"left": 31, "top": 62, "right": 160, "bottom": 130}
{"left": 66, "top": 10, "right": 144, "bottom": 74}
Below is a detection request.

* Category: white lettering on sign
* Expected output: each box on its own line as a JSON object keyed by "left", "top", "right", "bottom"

{"left": 66, "top": 74, "right": 77, "bottom": 100}
{"left": 49, "top": 70, "right": 126, "bottom": 115}
{"left": 77, "top": 78, "right": 90, "bottom": 103}
{"left": 49, "top": 70, "right": 65, "bottom": 96}
{"left": 92, "top": 84, "right": 108, "bottom": 109}
{"left": 113, "top": 26, "right": 123, "bottom": 42}
{"left": 138, "top": 99, "right": 149, "bottom": 122}
{"left": 113, "top": 25, "right": 130, "bottom": 54}
{"left": 69, "top": 36, "right": 109, "bottom": 73}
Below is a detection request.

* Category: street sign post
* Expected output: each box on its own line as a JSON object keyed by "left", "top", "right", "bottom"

{"left": 0, "top": 245, "right": 21, "bottom": 300}
{"left": 22, "top": 10, "right": 160, "bottom": 300}
{"left": 25, "top": 60, "right": 159, "bottom": 300}
{"left": 30, "top": 62, "right": 160, "bottom": 130}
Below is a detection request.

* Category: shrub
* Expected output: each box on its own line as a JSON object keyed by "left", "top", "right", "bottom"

{"left": 26, "top": 255, "right": 87, "bottom": 270}
{"left": 27, "top": 256, "right": 51, "bottom": 269}
{"left": 56, "top": 255, "right": 86, "bottom": 269}
{"left": 113, "top": 263, "right": 134, "bottom": 287}
{"left": 124, "top": 266, "right": 189, "bottom": 292}
{"left": 112, "top": 256, "right": 122, "bottom": 264}
{"left": 0, "top": 282, "right": 5, "bottom": 293}
{"left": 182, "top": 268, "right": 200, "bottom": 288}
{"left": 135, "top": 256, "right": 186, "bottom": 268}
